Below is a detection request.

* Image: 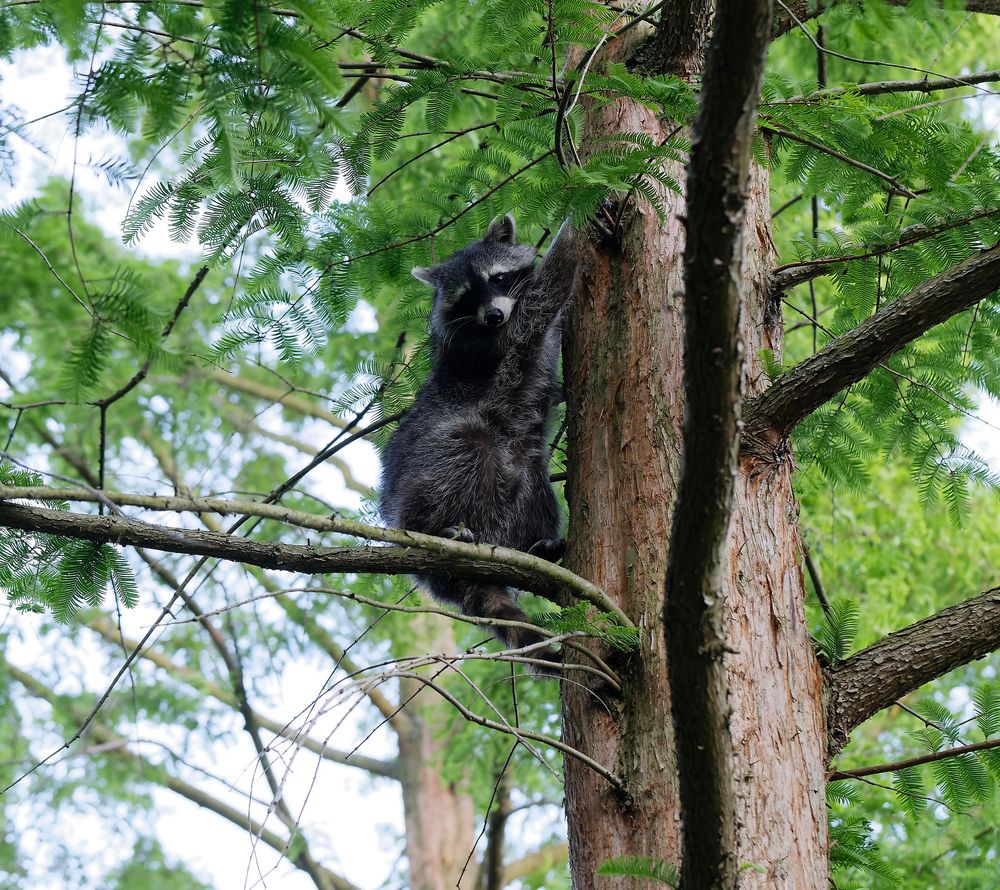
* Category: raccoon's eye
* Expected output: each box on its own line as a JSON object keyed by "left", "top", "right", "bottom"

{"left": 491, "top": 272, "right": 509, "bottom": 286}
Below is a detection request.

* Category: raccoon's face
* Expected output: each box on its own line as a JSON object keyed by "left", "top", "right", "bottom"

{"left": 413, "top": 215, "right": 536, "bottom": 338}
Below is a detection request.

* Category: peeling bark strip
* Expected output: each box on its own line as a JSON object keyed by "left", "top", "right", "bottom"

{"left": 826, "top": 586, "right": 1000, "bottom": 759}
{"left": 664, "top": 0, "right": 773, "bottom": 886}
{"left": 744, "top": 242, "right": 1000, "bottom": 450}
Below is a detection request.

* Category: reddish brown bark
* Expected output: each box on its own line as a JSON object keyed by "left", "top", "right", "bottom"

{"left": 397, "top": 615, "right": 477, "bottom": 890}
{"left": 561, "top": 29, "right": 685, "bottom": 883}
{"left": 560, "top": 18, "right": 827, "bottom": 889}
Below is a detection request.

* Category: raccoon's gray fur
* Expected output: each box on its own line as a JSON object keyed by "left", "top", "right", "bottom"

{"left": 380, "top": 214, "right": 579, "bottom": 671}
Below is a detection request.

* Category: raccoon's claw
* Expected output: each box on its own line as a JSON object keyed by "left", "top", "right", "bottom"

{"left": 527, "top": 537, "right": 565, "bottom": 562}
{"left": 442, "top": 526, "right": 476, "bottom": 543}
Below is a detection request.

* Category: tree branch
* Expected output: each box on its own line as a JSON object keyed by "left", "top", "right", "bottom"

{"left": 772, "top": 0, "right": 1000, "bottom": 39}
{"left": 769, "top": 68, "right": 1000, "bottom": 103}
{"left": 770, "top": 208, "right": 1000, "bottom": 294}
{"left": 743, "top": 242, "right": 1000, "bottom": 452}
{"left": 829, "top": 736, "right": 1000, "bottom": 781}
{"left": 213, "top": 400, "right": 373, "bottom": 497}
{"left": 207, "top": 368, "right": 348, "bottom": 430}
{"left": 663, "top": 0, "right": 772, "bottom": 886}
{"left": 825, "top": 586, "right": 1000, "bottom": 759}
{"left": 83, "top": 616, "right": 400, "bottom": 779}
{"left": 6, "top": 661, "right": 360, "bottom": 890}
{"left": 0, "top": 494, "right": 626, "bottom": 624}
{"left": 759, "top": 121, "right": 918, "bottom": 198}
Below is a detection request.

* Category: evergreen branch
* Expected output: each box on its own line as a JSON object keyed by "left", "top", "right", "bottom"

{"left": 6, "top": 661, "right": 360, "bottom": 890}
{"left": 772, "top": 1, "right": 1000, "bottom": 40}
{"left": 743, "top": 242, "right": 1000, "bottom": 451}
{"left": 825, "top": 586, "right": 1000, "bottom": 759}
{"left": 0, "top": 494, "right": 627, "bottom": 624}
{"left": 770, "top": 208, "right": 1000, "bottom": 293}
{"left": 758, "top": 121, "right": 919, "bottom": 198}
{"left": 780, "top": 300, "right": 1000, "bottom": 432}
{"left": 663, "top": 0, "right": 772, "bottom": 887}
{"left": 84, "top": 616, "right": 400, "bottom": 779}
{"left": 95, "top": 265, "right": 210, "bottom": 408}
{"left": 828, "top": 736, "right": 1000, "bottom": 781}
{"left": 367, "top": 121, "right": 498, "bottom": 197}
{"left": 325, "top": 151, "right": 555, "bottom": 268}
{"left": 770, "top": 68, "right": 1000, "bottom": 103}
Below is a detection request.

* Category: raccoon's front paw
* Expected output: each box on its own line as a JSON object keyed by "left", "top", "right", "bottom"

{"left": 442, "top": 525, "right": 476, "bottom": 543}
{"left": 527, "top": 537, "right": 565, "bottom": 562}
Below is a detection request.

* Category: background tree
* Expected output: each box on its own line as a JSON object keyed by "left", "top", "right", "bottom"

{"left": 1, "top": 1, "right": 1000, "bottom": 888}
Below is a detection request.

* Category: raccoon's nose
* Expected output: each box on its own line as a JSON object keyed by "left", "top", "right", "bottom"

{"left": 484, "top": 308, "right": 505, "bottom": 327}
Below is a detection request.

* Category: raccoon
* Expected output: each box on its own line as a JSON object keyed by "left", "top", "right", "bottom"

{"left": 380, "top": 214, "right": 579, "bottom": 671}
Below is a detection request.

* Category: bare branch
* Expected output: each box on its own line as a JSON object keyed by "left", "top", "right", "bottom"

{"left": 770, "top": 68, "right": 1000, "bottom": 103}
{"left": 95, "top": 265, "right": 210, "bottom": 409}
{"left": 214, "top": 400, "right": 373, "bottom": 497}
{"left": 663, "top": 0, "right": 772, "bottom": 886}
{"left": 389, "top": 670, "right": 623, "bottom": 789}
{"left": 83, "top": 616, "right": 400, "bottom": 779}
{"left": 0, "top": 493, "right": 627, "bottom": 624}
{"left": 6, "top": 661, "right": 360, "bottom": 890}
{"left": 743, "top": 242, "right": 1000, "bottom": 452}
{"left": 825, "top": 586, "right": 1000, "bottom": 760}
{"left": 829, "top": 736, "right": 1000, "bottom": 781}
{"left": 207, "top": 368, "right": 348, "bottom": 429}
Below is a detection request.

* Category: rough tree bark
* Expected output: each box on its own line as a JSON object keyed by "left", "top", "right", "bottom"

{"left": 561, "top": 11, "right": 827, "bottom": 888}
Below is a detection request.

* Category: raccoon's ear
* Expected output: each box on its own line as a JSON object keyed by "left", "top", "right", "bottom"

{"left": 411, "top": 266, "right": 437, "bottom": 286}
{"left": 484, "top": 214, "right": 516, "bottom": 245}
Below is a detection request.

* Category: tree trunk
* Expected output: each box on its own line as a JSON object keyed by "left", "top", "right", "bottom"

{"left": 397, "top": 615, "right": 477, "bottom": 890}
{"left": 561, "top": 25, "right": 828, "bottom": 888}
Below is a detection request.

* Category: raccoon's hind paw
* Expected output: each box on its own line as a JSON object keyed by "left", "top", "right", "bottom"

{"left": 442, "top": 525, "right": 476, "bottom": 543}
{"left": 527, "top": 537, "right": 565, "bottom": 563}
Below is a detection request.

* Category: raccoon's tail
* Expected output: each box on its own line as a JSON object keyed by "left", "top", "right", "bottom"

{"left": 428, "top": 578, "right": 562, "bottom": 674}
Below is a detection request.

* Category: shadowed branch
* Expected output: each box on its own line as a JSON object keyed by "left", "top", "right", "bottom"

{"left": 743, "top": 242, "right": 1000, "bottom": 453}
{"left": 825, "top": 586, "right": 1000, "bottom": 759}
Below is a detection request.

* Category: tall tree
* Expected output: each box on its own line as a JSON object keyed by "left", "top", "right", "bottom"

{"left": 2, "top": 1, "right": 1000, "bottom": 888}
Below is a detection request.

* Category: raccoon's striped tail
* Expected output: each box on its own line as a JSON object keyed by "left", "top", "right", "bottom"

{"left": 427, "top": 578, "right": 561, "bottom": 674}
